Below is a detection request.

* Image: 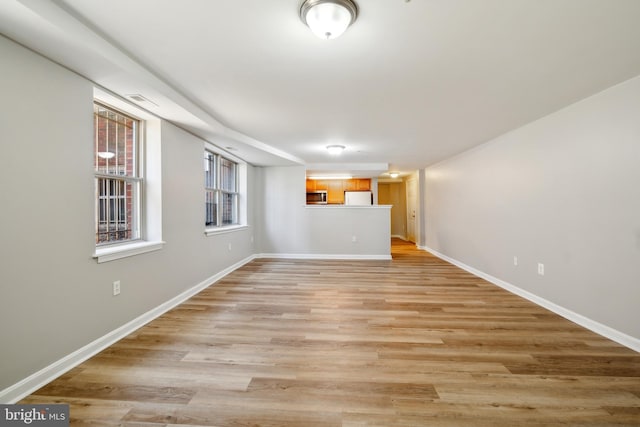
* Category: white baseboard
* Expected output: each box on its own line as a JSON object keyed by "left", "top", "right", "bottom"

{"left": 421, "top": 245, "right": 640, "bottom": 353}
{"left": 0, "top": 254, "right": 257, "bottom": 404}
{"left": 258, "top": 253, "right": 392, "bottom": 260}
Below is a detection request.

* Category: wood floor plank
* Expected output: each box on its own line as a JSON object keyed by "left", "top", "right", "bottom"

{"left": 20, "top": 239, "right": 640, "bottom": 425}
{"left": 32, "top": 381, "right": 196, "bottom": 404}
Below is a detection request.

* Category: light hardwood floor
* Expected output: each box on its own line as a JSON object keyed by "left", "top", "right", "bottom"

{"left": 22, "top": 239, "right": 640, "bottom": 426}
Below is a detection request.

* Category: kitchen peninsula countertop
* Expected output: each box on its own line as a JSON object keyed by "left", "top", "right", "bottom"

{"left": 305, "top": 204, "right": 392, "bottom": 208}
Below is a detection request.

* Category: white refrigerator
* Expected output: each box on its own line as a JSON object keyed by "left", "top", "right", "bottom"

{"left": 344, "top": 191, "right": 373, "bottom": 206}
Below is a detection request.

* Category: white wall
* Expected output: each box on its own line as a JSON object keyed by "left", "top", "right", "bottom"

{"left": 0, "top": 36, "right": 256, "bottom": 393}
{"left": 424, "top": 75, "right": 640, "bottom": 341}
{"left": 258, "top": 166, "right": 390, "bottom": 257}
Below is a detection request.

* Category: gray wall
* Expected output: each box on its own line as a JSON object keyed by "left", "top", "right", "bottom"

{"left": 258, "top": 166, "right": 390, "bottom": 257}
{"left": 0, "top": 36, "right": 256, "bottom": 391}
{"left": 424, "top": 75, "right": 640, "bottom": 339}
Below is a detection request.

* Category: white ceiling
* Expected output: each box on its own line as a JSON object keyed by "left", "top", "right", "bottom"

{"left": 2, "top": 0, "right": 640, "bottom": 176}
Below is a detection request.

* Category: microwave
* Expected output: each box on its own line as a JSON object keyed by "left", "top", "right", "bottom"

{"left": 306, "top": 190, "right": 327, "bottom": 204}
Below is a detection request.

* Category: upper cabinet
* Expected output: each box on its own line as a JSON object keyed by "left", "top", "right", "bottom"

{"left": 343, "top": 178, "right": 370, "bottom": 191}
{"left": 306, "top": 178, "right": 371, "bottom": 204}
{"left": 327, "top": 180, "right": 344, "bottom": 204}
{"left": 306, "top": 179, "right": 328, "bottom": 191}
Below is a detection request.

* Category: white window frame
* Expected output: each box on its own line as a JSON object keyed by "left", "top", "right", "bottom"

{"left": 204, "top": 143, "right": 248, "bottom": 236}
{"left": 94, "top": 102, "right": 142, "bottom": 245}
{"left": 93, "top": 88, "right": 164, "bottom": 263}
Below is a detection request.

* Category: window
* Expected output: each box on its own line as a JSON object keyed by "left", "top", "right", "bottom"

{"left": 92, "top": 89, "right": 163, "bottom": 263}
{"left": 205, "top": 151, "right": 239, "bottom": 228}
{"left": 94, "top": 103, "right": 141, "bottom": 244}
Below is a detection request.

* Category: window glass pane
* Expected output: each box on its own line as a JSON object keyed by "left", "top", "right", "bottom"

{"left": 96, "top": 178, "right": 137, "bottom": 244}
{"left": 221, "top": 193, "right": 238, "bottom": 225}
{"left": 205, "top": 190, "right": 218, "bottom": 227}
{"left": 94, "top": 104, "right": 136, "bottom": 177}
{"left": 204, "top": 151, "right": 216, "bottom": 189}
{"left": 220, "top": 157, "right": 236, "bottom": 192}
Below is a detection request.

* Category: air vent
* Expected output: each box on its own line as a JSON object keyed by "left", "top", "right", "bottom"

{"left": 125, "top": 94, "right": 158, "bottom": 106}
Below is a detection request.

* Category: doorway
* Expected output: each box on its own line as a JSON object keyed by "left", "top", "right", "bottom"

{"left": 406, "top": 177, "right": 417, "bottom": 243}
{"left": 378, "top": 181, "right": 407, "bottom": 241}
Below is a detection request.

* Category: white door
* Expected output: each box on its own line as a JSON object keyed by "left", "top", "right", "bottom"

{"left": 406, "top": 177, "right": 417, "bottom": 243}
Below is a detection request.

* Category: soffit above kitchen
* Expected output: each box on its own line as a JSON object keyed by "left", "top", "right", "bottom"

{"left": 306, "top": 163, "right": 389, "bottom": 179}
{"left": 1, "top": 0, "right": 640, "bottom": 172}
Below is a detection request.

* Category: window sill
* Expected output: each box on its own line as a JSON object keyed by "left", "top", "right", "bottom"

{"left": 205, "top": 224, "right": 249, "bottom": 237}
{"left": 94, "top": 240, "right": 165, "bottom": 263}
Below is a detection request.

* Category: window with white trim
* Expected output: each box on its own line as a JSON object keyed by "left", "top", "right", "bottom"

{"left": 205, "top": 151, "right": 239, "bottom": 228}
{"left": 94, "top": 103, "right": 141, "bottom": 244}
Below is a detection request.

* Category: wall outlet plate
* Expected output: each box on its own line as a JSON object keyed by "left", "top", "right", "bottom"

{"left": 113, "top": 280, "right": 121, "bottom": 296}
{"left": 537, "top": 263, "right": 545, "bottom": 276}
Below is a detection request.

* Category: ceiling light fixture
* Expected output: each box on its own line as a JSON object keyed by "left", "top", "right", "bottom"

{"left": 97, "top": 151, "right": 115, "bottom": 159}
{"left": 326, "top": 144, "right": 346, "bottom": 155}
{"left": 300, "top": 0, "right": 358, "bottom": 40}
{"left": 389, "top": 173, "right": 399, "bottom": 179}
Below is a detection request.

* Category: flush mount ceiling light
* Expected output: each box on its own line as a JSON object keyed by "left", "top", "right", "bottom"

{"left": 300, "top": 0, "right": 358, "bottom": 40}
{"left": 97, "top": 151, "right": 115, "bottom": 159}
{"left": 389, "top": 172, "right": 399, "bottom": 179}
{"left": 326, "top": 144, "right": 346, "bottom": 155}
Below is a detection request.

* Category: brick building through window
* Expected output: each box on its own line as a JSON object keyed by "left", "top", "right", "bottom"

{"left": 94, "top": 103, "right": 140, "bottom": 244}
{"left": 205, "top": 150, "right": 239, "bottom": 228}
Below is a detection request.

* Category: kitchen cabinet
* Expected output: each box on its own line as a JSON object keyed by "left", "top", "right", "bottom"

{"left": 306, "top": 178, "right": 371, "bottom": 204}
{"left": 327, "top": 180, "right": 344, "bottom": 204}
{"left": 343, "top": 180, "right": 356, "bottom": 191}
{"left": 306, "top": 180, "right": 316, "bottom": 192}
{"left": 314, "top": 180, "right": 328, "bottom": 191}
{"left": 356, "top": 178, "right": 370, "bottom": 191}
{"left": 306, "top": 179, "right": 329, "bottom": 191}
{"left": 343, "top": 178, "right": 371, "bottom": 191}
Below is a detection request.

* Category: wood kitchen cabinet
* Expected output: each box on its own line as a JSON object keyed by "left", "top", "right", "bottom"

{"left": 306, "top": 178, "right": 371, "bottom": 204}
{"left": 314, "top": 180, "right": 328, "bottom": 191}
{"left": 343, "top": 180, "right": 356, "bottom": 191}
{"left": 355, "top": 178, "right": 370, "bottom": 190}
{"left": 343, "top": 178, "right": 371, "bottom": 191}
{"left": 327, "top": 180, "right": 344, "bottom": 204}
{"left": 306, "top": 179, "right": 328, "bottom": 191}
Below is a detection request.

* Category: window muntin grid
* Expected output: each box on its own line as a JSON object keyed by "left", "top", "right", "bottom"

{"left": 204, "top": 150, "right": 239, "bottom": 228}
{"left": 94, "top": 103, "right": 141, "bottom": 244}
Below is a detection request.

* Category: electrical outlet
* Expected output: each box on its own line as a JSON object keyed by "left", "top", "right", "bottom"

{"left": 113, "top": 280, "right": 121, "bottom": 296}
{"left": 228, "top": 243, "right": 232, "bottom": 252}
{"left": 513, "top": 256, "right": 518, "bottom": 266}
{"left": 352, "top": 236, "right": 357, "bottom": 243}
{"left": 537, "top": 263, "right": 544, "bottom": 276}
